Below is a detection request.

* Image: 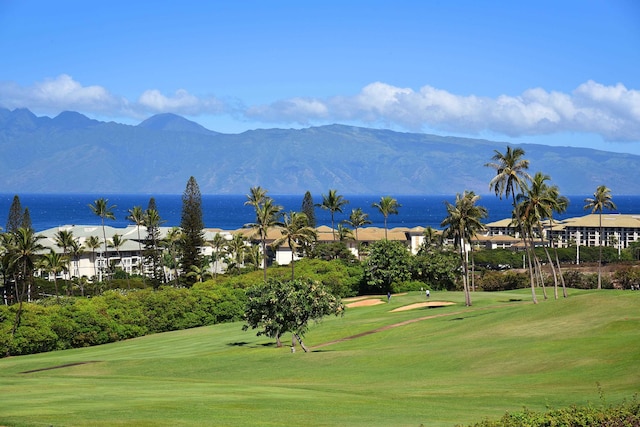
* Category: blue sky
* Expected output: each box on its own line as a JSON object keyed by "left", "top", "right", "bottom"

{"left": 1, "top": 1, "right": 639, "bottom": 153}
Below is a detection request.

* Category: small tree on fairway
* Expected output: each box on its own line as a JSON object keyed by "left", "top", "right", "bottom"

{"left": 243, "top": 278, "right": 344, "bottom": 351}
{"left": 179, "top": 177, "right": 205, "bottom": 286}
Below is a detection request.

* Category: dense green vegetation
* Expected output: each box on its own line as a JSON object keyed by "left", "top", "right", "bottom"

{"left": 0, "top": 289, "right": 638, "bottom": 426}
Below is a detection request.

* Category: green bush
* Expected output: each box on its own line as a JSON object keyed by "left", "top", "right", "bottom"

{"left": 462, "top": 395, "right": 640, "bottom": 427}
{"left": 477, "top": 271, "right": 528, "bottom": 292}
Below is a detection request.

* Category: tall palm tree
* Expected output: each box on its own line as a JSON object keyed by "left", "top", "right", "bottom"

{"left": 584, "top": 185, "right": 617, "bottom": 289}
{"left": 344, "top": 208, "right": 372, "bottom": 260}
{"left": 272, "top": 211, "right": 317, "bottom": 279}
{"left": 485, "top": 147, "right": 534, "bottom": 296}
{"left": 372, "top": 196, "right": 401, "bottom": 239}
{"left": 517, "top": 172, "right": 571, "bottom": 299}
{"left": 440, "top": 191, "right": 487, "bottom": 307}
{"left": 245, "top": 197, "right": 283, "bottom": 281}
{"left": 548, "top": 191, "right": 570, "bottom": 298}
{"left": 84, "top": 235, "right": 101, "bottom": 280}
{"left": 127, "top": 205, "right": 146, "bottom": 282}
{"left": 88, "top": 198, "right": 116, "bottom": 283}
{"left": 8, "top": 227, "right": 44, "bottom": 341}
{"left": 40, "top": 250, "right": 68, "bottom": 301}
{"left": 319, "top": 189, "right": 349, "bottom": 240}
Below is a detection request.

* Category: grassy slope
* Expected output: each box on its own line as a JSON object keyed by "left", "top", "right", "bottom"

{"left": 0, "top": 289, "right": 638, "bottom": 427}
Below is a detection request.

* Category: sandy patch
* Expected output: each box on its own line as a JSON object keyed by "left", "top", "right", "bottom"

{"left": 346, "top": 298, "right": 385, "bottom": 308}
{"left": 391, "top": 301, "right": 456, "bottom": 312}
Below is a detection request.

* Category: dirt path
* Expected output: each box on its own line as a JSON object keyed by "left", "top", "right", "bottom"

{"left": 311, "top": 303, "right": 517, "bottom": 350}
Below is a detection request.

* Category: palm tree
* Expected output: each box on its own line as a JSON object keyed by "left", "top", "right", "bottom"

{"left": 163, "top": 227, "right": 183, "bottom": 286}
{"left": 84, "top": 235, "right": 101, "bottom": 280}
{"left": 245, "top": 186, "right": 268, "bottom": 208}
{"left": 440, "top": 191, "right": 487, "bottom": 307}
{"left": 127, "top": 206, "right": 146, "bottom": 282}
{"left": 486, "top": 147, "right": 532, "bottom": 205}
{"left": 584, "top": 185, "right": 617, "bottom": 289}
{"left": 208, "top": 233, "right": 226, "bottom": 278}
{"left": 40, "top": 250, "right": 68, "bottom": 301}
{"left": 245, "top": 195, "right": 283, "bottom": 281}
{"left": 8, "top": 227, "right": 44, "bottom": 342}
{"left": 225, "top": 233, "right": 247, "bottom": 268}
{"left": 69, "top": 239, "right": 84, "bottom": 287}
{"left": 272, "top": 211, "right": 317, "bottom": 279}
{"left": 186, "top": 260, "right": 213, "bottom": 283}
{"left": 54, "top": 229, "right": 74, "bottom": 284}
{"left": 319, "top": 190, "right": 349, "bottom": 240}
{"left": 344, "top": 208, "right": 371, "bottom": 260}
{"left": 372, "top": 196, "right": 401, "bottom": 239}
{"left": 516, "top": 172, "right": 570, "bottom": 299}
{"left": 485, "top": 147, "right": 534, "bottom": 296}
{"left": 109, "top": 233, "right": 128, "bottom": 288}
{"left": 88, "top": 198, "right": 116, "bottom": 282}
{"left": 336, "top": 223, "right": 353, "bottom": 242}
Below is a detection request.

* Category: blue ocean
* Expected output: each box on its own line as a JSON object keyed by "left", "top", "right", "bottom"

{"left": 1, "top": 193, "right": 640, "bottom": 232}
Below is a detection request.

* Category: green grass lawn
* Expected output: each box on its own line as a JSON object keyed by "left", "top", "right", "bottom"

{"left": 1, "top": 289, "right": 639, "bottom": 426}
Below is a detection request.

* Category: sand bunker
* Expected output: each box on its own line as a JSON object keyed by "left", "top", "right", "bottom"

{"left": 391, "top": 301, "right": 456, "bottom": 312}
{"left": 346, "top": 298, "right": 385, "bottom": 308}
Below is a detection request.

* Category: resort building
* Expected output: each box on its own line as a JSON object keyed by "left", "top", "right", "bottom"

{"left": 34, "top": 212, "right": 640, "bottom": 282}
{"left": 484, "top": 213, "right": 640, "bottom": 251}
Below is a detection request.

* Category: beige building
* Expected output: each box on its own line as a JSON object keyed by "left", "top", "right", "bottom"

{"left": 484, "top": 213, "right": 640, "bottom": 251}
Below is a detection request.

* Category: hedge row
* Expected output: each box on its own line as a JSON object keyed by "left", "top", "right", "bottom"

{"left": 0, "top": 283, "right": 246, "bottom": 357}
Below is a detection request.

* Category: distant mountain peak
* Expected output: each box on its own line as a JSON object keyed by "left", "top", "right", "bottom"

{"left": 52, "top": 111, "right": 99, "bottom": 129}
{"left": 138, "top": 113, "right": 218, "bottom": 135}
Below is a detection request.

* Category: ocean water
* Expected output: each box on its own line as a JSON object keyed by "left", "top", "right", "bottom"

{"left": 1, "top": 193, "right": 640, "bottom": 232}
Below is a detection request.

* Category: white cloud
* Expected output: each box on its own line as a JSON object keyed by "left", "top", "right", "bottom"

{"left": 0, "top": 74, "right": 127, "bottom": 114}
{"left": 0, "top": 74, "right": 226, "bottom": 120}
{"left": 248, "top": 81, "right": 640, "bottom": 141}
{"left": 1, "top": 75, "right": 639, "bottom": 142}
{"left": 137, "top": 89, "right": 225, "bottom": 115}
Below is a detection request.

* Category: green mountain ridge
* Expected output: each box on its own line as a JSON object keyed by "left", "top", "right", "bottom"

{"left": 0, "top": 108, "right": 637, "bottom": 195}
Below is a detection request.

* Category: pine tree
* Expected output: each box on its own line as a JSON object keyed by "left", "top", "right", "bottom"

{"left": 179, "top": 177, "right": 204, "bottom": 286}
{"left": 21, "top": 207, "right": 32, "bottom": 231}
{"left": 147, "top": 197, "right": 157, "bottom": 211}
{"left": 301, "top": 191, "right": 316, "bottom": 228}
{"left": 6, "top": 195, "right": 22, "bottom": 233}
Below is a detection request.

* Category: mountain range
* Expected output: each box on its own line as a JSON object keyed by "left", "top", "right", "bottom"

{"left": 1, "top": 107, "right": 638, "bottom": 195}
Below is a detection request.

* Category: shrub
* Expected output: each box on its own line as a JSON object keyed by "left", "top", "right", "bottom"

{"left": 477, "top": 271, "right": 528, "bottom": 292}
